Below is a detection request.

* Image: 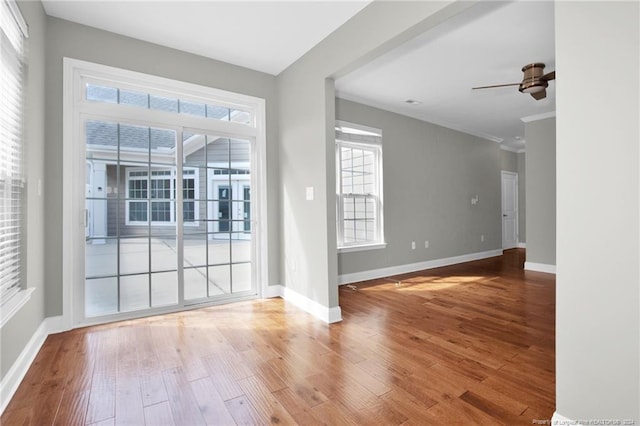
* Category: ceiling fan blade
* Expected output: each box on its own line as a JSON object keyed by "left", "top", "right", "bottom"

{"left": 531, "top": 89, "right": 547, "bottom": 100}
{"left": 472, "top": 82, "right": 521, "bottom": 90}
{"left": 541, "top": 71, "right": 556, "bottom": 81}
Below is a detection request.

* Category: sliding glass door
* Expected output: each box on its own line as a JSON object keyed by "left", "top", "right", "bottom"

{"left": 66, "top": 59, "right": 265, "bottom": 326}
{"left": 84, "top": 121, "right": 255, "bottom": 319}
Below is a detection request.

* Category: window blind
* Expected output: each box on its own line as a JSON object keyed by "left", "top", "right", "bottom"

{"left": 0, "top": 0, "right": 28, "bottom": 307}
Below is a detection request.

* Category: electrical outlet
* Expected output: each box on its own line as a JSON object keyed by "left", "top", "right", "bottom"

{"left": 481, "top": 234, "right": 485, "bottom": 242}
{"left": 411, "top": 241, "right": 416, "bottom": 250}
{"left": 425, "top": 240, "right": 429, "bottom": 248}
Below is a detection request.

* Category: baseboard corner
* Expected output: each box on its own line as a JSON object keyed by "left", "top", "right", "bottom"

{"left": 524, "top": 261, "right": 556, "bottom": 274}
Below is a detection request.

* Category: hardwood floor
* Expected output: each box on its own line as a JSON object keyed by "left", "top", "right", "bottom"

{"left": 2, "top": 249, "right": 555, "bottom": 425}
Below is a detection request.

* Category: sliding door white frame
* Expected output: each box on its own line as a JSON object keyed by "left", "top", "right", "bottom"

{"left": 62, "top": 58, "right": 268, "bottom": 328}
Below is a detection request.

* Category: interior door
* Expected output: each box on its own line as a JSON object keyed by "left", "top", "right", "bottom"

{"left": 501, "top": 171, "right": 518, "bottom": 249}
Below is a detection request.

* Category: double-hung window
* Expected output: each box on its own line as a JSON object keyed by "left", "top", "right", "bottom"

{"left": 1, "top": 0, "right": 30, "bottom": 326}
{"left": 336, "top": 121, "right": 385, "bottom": 251}
{"left": 126, "top": 168, "right": 198, "bottom": 225}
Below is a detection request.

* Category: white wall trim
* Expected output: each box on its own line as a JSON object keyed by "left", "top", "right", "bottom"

{"left": 524, "top": 261, "right": 556, "bottom": 274}
{"left": 0, "top": 315, "right": 65, "bottom": 414}
{"left": 517, "top": 242, "right": 527, "bottom": 248}
{"left": 0, "top": 288, "right": 35, "bottom": 328}
{"left": 521, "top": 110, "right": 556, "bottom": 123}
{"left": 338, "top": 249, "right": 503, "bottom": 285}
{"left": 263, "top": 285, "right": 282, "bottom": 299}
{"left": 263, "top": 285, "right": 342, "bottom": 324}
{"left": 552, "top": 411, "right": 582, "bottom": 425}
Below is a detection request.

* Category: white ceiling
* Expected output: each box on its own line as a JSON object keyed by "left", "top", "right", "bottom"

{"left": 41, "top": 1, "right": 554, "bottom": 151}
{"left": 335, "top": 1, "right": 556, "bottom": 151}
{"left": 41, "top": 0, "right": 370, "bottom": 76}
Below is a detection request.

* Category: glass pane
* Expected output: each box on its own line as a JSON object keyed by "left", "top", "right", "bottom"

{"left": 206, "top": 137, "right": 229, "bottom": 165}
{"left": 120, "top": 238, "right": 149, "bottom": 275}
{"left": 208, "top": 238, "right": 230, "bottom": 265}
{"left": 206, "top": 105, "right": 230, "bottom": 120}
{"left": 85, "top": 277, "right": 118, "bottom": 317}
{"left": 184, "top": 234, "right": 207, "bottom": 268}
{"left": 150, "top": 95, "right": 178, "bottom": 113}
{"left": 151, "top": 236, "right": 176, "bottom": 272}
{"left": 86, "top": 84, "right": 117, "bottom": 103}
{"left": 231, "top": 139, "right": 251, "bottom": 164}
{"left": 120, "top": 89, "right": 148, "bottom": 107}
{"left": 183, "top": 133, "right": 205, "bottom": 167}
{"left": 230, "top": 109, "right": 251, "bottom": 124}
{"left": 180, "top": 100, "right": 206, "bottom": 117}
{"left": 120, "top": 274, "right": 149, "bottom": 312}
{"left": 120, "top": 124, "right": 150, "bottom": 151}
{"left": 231, "top": 263, "right": 252, "bottom": 293}
{"left": 231, "top": 237, "right": 250, "bottom": 263}
{"left": 151, "top": 271, "right": 177, "bottom": 307}
{"left": 184, "top": 267, "right": 207, "bottom": 300}
{"left": 86, "top": 120, "right": 118, "bottom": 151}
{"left": 150, "top": 128, "right": 177, "bottom": 165}
{"left": 86, "top": 238, "right": 118, "bottom": 278}
{"left": 209, "top": 265, "right": 230, "bottom": 295}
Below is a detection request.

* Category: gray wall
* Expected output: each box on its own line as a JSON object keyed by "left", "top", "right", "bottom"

{"left": 44, "top": 17, "right": 280, "bottom": 317}
{"left": 525, "top": 118, "right": 556, "bottom": 266}
{"left": 517, "top": 152, "right": 526, "bottom": 244}
{"left": 500, "top": 149, "right": 518, "bottom": 172}
{"left": 556, "top": 1, "right": 639, "bottom": 422}
{"left": 1, "top": 1, "right": 47, "bottom": 379}
{"left": 276, "top": 1, "right": 473, "bottom": 309}
{"left": 336, "top": 99, "right": 501, "bottom": 276}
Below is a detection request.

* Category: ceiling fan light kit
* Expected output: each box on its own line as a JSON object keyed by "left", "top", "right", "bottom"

{"left": 518, "top": 63, "right": 548, "bottom": 94}
{"left": 472, "top": 62, "right": 556, "bottom": 101}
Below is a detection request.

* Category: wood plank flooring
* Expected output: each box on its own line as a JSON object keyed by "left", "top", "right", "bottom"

{"left": 2, "top": 248, "right": 555, "bottom": 425}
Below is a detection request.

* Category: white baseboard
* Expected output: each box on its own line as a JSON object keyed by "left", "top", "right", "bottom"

{"left": 0, "top": 315, "right": 64, "bottom": 414}
{"left": 263, "top": 285, "right": 342, "bottom": 324}
{"left": 262, "top": 285, "right": 282, "bottom": 299}
{"left": 524, "top": 261, "right": 556, "bottom": 274}
{"left": 338, "top": 249, "right": 503, "bottom": 285}
{"left": 518, "top": 242, "right": 526, "bottom": 248}
{"left": 552, "top": 411, "right": 582, "bottom": 425}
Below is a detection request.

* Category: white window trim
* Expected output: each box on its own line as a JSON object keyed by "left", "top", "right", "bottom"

{"left": 336, "top": 122, "right": 385, "bottom": 252}
{"left": 125, "top": 167, "right": 199, "bottom": 226}
{"left": 63, "top": 58, "right": 268, "bottom": 329}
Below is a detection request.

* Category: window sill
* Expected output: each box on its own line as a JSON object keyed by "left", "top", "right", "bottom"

{"left": 1, "top": 288, "right": 35, "bottom": 328}
{"left": 338, "top": 242, "right": 387, "bottom": 254}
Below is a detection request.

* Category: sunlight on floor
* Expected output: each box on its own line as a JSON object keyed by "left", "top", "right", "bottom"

{"left": 357, "top": 275, "right": 491, "bottom": 292}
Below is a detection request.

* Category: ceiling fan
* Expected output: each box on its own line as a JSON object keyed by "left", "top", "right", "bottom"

{"left": 472, "top": 63, "right": 556, "bottom": 100}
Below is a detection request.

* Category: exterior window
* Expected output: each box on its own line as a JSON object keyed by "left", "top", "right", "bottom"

{"left": 336, "top": 122, "right": 384, "bottom": 250}
{"left": 1, "top": 0, "right": 31, "bottom": 325}
{"left": 126, "top": 168, "right": 197, "bottom": 225}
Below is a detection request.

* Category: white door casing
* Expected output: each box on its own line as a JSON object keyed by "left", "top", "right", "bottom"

{"left": 501, "top": 171, "right": 518, "bottom": 249}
